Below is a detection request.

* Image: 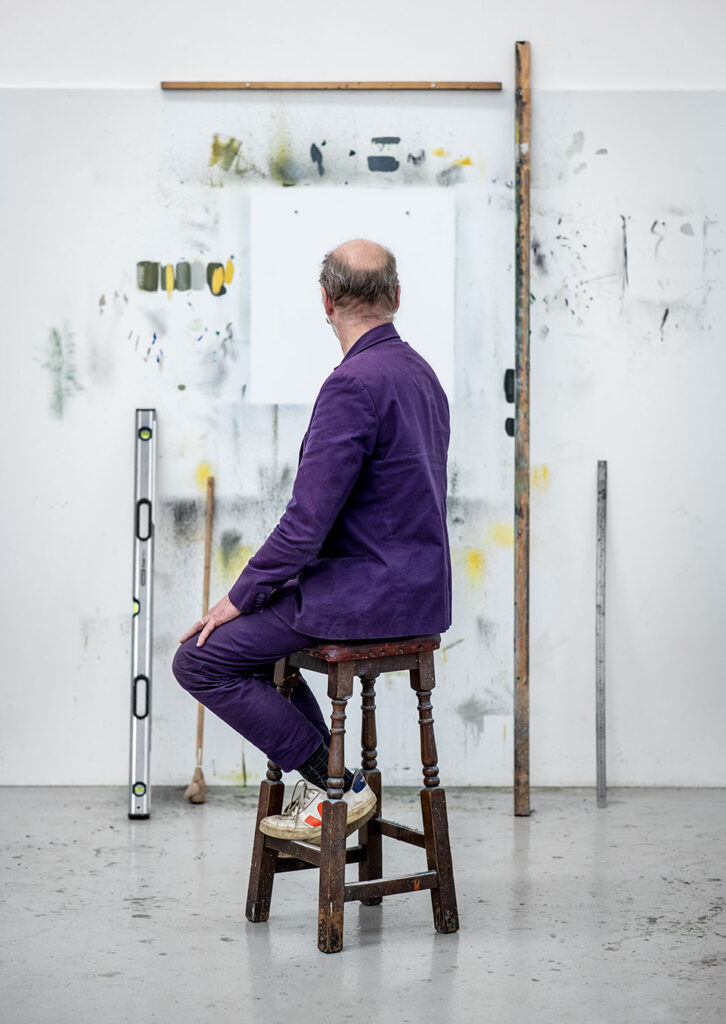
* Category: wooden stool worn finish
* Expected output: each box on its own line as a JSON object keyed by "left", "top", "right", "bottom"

{"left": 245, "top": 634, "right": 459, "bottom": 953}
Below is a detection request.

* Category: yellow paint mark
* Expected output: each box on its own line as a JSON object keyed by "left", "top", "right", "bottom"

{"left": 503, "top": 723, "right": 507, "bottom": 743}
{"left": 485, "top": 523, "right": 514, "bottom": 548}
{"left": 216, "top": 542, "right": 254, "bottom": 585}
{"left": 464, "top": 548, "right": 486, "bottom": 584}
{"left": 195, "top": 462, "right": 212, "bottom": 491}
{"left": 211, "top": 266, "right": 224, "bottom": 295}
{"left": 164, "top": 264, "right": 174, "bottom": 295}
{"left": 224, "top": 259, "right": 234, "bottom": 285}
{"left": 432, "top": 147, "right": 448, "bottom": 157}
{"left": 209, "top": 133, "right": 241, "bottom": 170}
{"left": 452, "top": 156, "right": 473, "bottom": 166}
{"left": 532, "top": 464, "right": 550, "bottom": 490}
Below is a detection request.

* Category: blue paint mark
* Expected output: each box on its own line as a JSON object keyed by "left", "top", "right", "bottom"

{"left": 367, "top": 156, "right": 400, "bottom": 172}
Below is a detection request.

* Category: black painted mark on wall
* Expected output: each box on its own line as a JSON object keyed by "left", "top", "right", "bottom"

{"left": 620, "top": 214, "right": 629, "bottom": 294}
{"left": 532, "top": 238, "right": 547, "bottom": 274}
{"left": 371, "top": 136, "right": 401, "bottom": 145}
{"left": 660, "top": 307, "right": 669, "bottom": 341}
{"left": 367, "top": 155, "right": 400, "bottom": 172}
{"left": 206, "top": 263, "right": 226, "bottom": 296}
{"left": 219, "top": 531, "right": 242, "bottom": 570}
{"left": 407, "top": 149, "right": 426, "bottom": 166}
{"left": 170, "top": 500, "right": 198, "bottom": 542}
{"left": 137, "top": 262, "right": 160, "bottom": 292}
{"left": 310, "top": 143, "right": 324, "bottom": 176}
{"left": 651, "top": 219, "right": 666, "bottom": 259}
{"left": 437, "top": 165, "right": 463, "bottom": 187}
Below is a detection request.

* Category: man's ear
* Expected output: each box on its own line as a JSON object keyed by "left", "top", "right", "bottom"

{"left": 393, "top": 284, "right": 401, "bottom": 313}
{"left": 321, "top": 287, "right": 334, "bottom": 318}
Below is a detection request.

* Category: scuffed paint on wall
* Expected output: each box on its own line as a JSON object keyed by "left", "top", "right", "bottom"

{"left": 43, "top": 325, "right": 82, "bottom": 419}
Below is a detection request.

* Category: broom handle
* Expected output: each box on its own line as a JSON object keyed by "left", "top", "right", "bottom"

{"left": 195, "top": 475, "right": 215, "bottom": 768}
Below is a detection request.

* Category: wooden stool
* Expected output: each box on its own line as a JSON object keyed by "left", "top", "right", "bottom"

{"left": 245, "top": 634, "right": 459, "bottom": 953}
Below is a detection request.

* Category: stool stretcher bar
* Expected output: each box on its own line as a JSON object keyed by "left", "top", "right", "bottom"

{"left": 128, "top": 409, "right": 156, "bottom": 819}
{"left": 161, "top": 80, "right": 502, "bottom": 92}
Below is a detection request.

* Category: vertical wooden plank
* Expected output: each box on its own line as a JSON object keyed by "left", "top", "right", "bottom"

{"left": 596, "top": 461, "right": 608, "bottom": 808}
{"left": 514, "top": 40, "right": 532, "bottom": 817}
{"left": 359, "top": 674, "right": 383, "bottom": 903}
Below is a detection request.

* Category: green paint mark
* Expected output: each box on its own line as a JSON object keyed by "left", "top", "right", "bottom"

{"left": 137, "top": 261, "right": 159, "bottom": 292}
{"left": 175, "top": 261, "right": 191, "bottom": 291}
{"left": 177, "top": 384, "right": 186, "bottom": 391}
{"left": 44, "top": 326, "right": 82, "bottom": 420}
{"left": 269, "top": 136, "right": 300, "bottom": 187}
{"left": 209, "top": 134, "right": 242, "bottom": 171}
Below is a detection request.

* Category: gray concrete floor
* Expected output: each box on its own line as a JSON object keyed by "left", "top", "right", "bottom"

{"left": 1, "top": 786, "right": 724, "bottom": 1024}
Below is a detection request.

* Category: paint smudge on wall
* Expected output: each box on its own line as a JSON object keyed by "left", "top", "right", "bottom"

{"left": 217, "top": 532, "right": 254, "bottom": 584}
{"left": 137, "top": 261, "right": 159, "bottom": 292}
{"left": 367, "top": 155, "right": 399, "bottom": 172}
{"left": 310, "top": 142, "right": 324, "bottom": 176}
{"left": 207, "top": 263, "right": 226, "bottom": 296}
{"left": 620, "top": 214, "right": 629, "bottom": 295}
{"left": 464, "top": 548, "right": 486, "bottom": 584}
{"left": 195, "top": 462, "right": 212, "bottom": 491}
{"left": 486, "top": 523, "right": 514, "bottom": 547}
{"left": 437, "top": 165, "right": 464, "bottom": 188}
{"left": 680, "top": 222, "right": 695, "bottom": 236}
{"left": 169, "top": 499, "right": 199, "bottom": 542}
{"left": 432, "top": 147, "right": 448, "bottom": 157}
{"left": 595, "top": 148, "right": 608, "bottom": 156}
{"left": 452, "top": 156, "right": 473, "bottom": 167}
{"left": 532, "top": 465, "right": 550, "bottom": 490}
{"left": 407, "top": 150, "right": 426, "bottom": 166}
{"left": 269, "top": 136, "right": 301, "bottom": 186}
{"left": 456, "top": 692, "right": 510, "bottom": 743}
{"left": 209, "top": 134, "right": 242, "bottom": 171}
{"left": 566, "top": 131, "right": 585, "bottom": 158}
{"left": 372, "top": 136, "right": 401, "bottom": 146}
{"left": 44, "top": 325, "right": 82, "bottom": 419}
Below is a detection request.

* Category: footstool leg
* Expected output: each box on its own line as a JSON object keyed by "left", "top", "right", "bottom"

{"left": 245, "top": 760, "right": 284, "bottom": 923}
{"left": 411, "top": 652, "right": 459, "bottom": 935}
{"left": 359, "top": 673, "right": 383, "bottom": 904}
{"left": 318, "top": 662, "right": 353, "bottom": 953}
{"left": 246, "top": 658, "right": 297, "bottom": 923}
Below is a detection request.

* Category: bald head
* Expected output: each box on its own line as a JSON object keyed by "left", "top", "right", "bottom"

{"left": 319, "top": 238, "right": 399, "bottom": 322}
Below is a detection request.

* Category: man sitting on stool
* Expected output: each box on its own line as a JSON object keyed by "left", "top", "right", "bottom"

{"left": 173, "top": 238, "right": 452, "bottom": 840}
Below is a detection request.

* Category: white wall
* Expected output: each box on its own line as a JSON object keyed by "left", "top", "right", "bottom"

{"left": 1, "top": 1, "right": 724, "bottom": 789}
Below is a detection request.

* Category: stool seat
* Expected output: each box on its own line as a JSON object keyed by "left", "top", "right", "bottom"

{"left": 301, "top": 634, "right": 441, "bottom": 662}
{"left": 245, "top": 630, "right": 458, "bottom": 953}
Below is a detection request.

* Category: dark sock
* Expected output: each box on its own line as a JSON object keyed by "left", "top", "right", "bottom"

{"left": 297, "top": 741, "right": 354, "bottom": 792}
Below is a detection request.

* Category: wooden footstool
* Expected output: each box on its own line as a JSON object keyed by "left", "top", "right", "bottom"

{"left": 245, "top": 634, "right": 459, "bottom": 953}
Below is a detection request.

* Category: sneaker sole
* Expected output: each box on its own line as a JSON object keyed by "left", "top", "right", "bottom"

{"left": 260, "top": 791, "right": 378, "bottom": 845}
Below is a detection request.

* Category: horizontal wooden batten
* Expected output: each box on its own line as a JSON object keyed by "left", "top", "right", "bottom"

{"left": 377, "top": 818, "right": 427, "bottom": 848}
{"left": 161, "top": 80, "right": 502, "bottom": 92}
{"left": 344, "top": 870, "right": 438, "bottom": 903}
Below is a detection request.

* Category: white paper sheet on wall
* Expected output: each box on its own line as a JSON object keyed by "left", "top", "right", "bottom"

{"left": 249, "top": 187, "right": 455, "bottom": 404}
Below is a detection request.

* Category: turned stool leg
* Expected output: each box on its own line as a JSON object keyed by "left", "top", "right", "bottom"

{"left": 245, "top": 659, "right": 299, "bottom": 923}
{"left": 318, "top": 662, "right": 354, "bottom": 954}
{"left": 410, "top": 651, "right": 459, "bottom": 935}
{"left": 358, "top": 672, "right": 383, "bottom": 903}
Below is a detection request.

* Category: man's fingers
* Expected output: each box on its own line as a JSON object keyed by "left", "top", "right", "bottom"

{"left": 196, "top": 620, "right": 215, "bottom": 648}
{"left": 179, "top": 621, "right": 203, "bottom": 644}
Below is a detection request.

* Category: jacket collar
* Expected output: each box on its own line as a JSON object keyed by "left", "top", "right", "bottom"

{"left": 340, "top": 322, "right": 401, "bottom": 363}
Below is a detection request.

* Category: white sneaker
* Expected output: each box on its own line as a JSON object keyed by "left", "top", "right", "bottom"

{"left": 259, "top": 771, "right": 377, "bottom": 843}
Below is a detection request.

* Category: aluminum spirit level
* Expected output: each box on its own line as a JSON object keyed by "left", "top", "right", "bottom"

{"left": 129, "top": 409, "right": 157, "bottom": 819}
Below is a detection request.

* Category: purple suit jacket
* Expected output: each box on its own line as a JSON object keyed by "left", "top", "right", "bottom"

{"left": 228, "top": 323, "right": 452, "bottom": 639}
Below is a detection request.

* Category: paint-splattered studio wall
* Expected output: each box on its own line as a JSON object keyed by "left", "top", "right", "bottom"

{"left": 1, "top": 88, "right": 724, "bottom": 786}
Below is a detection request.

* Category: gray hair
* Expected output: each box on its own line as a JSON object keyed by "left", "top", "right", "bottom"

{"left": 319, "top": 244, "right": 399, "bottom": 319}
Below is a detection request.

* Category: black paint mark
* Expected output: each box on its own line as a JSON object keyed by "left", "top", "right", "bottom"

{"left": 219, "top": 531, "right": 242, "bottom": 570}
{"left": 437, "top": 165, "right": 463, "bottom": 187}
{"left": 407, "top": 150, "right": 426, "bottom": 166}
{"left": 660, "top": 307, "right": 669, "bottom": 341}
{"left": 595, "top": 148, "right": 608, "bottom": 156}
{"left": 310, "top": 142, "right": 324, "bottom": 176}
{"left": 170, "top": 500, "right": 198, "bottom": 542}
{"left": 349, "top": 149, "right": 356, "bottom": 156}
{"left": 680, "top": 223, "right": 695, "bottom": 236}
{"left": 651, "top": 219, "right": 666, "bottom": 258}
{"left": 367, "top": 156, "right": 400, "bottom": 172}
{"left": 371, "top": 136, "right": 401, "bottom": 145}
{"left": 532, "top": 238, "right": 547, "bottom": 274}
{"left": 620, "top": 214, "right": 629, "bottom": 293}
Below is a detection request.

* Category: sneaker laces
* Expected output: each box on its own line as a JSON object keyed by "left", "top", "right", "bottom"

{"left": 282, "top": 780, "right": 320, "bottom": 817}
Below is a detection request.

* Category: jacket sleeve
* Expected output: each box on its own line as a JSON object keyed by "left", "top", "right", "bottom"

{"left": 228, "top": 372, "right": 379, "bottom": 613}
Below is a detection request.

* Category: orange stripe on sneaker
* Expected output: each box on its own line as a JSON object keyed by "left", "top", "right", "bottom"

{"left": 304, "top": 801, "right": 324, "bottom": 827}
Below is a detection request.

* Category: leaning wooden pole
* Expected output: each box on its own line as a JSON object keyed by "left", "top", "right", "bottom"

{"left": 514, "top": 41, "right": 532, "bottom": 817}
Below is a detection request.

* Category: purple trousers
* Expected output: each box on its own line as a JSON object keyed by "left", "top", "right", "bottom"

{"left": 172, "top": 607, "right": 327, "bottom": 772}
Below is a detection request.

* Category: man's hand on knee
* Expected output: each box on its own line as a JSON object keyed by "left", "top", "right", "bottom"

{"left": 180, "top": 594, "right": 241, "bottom": 647}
